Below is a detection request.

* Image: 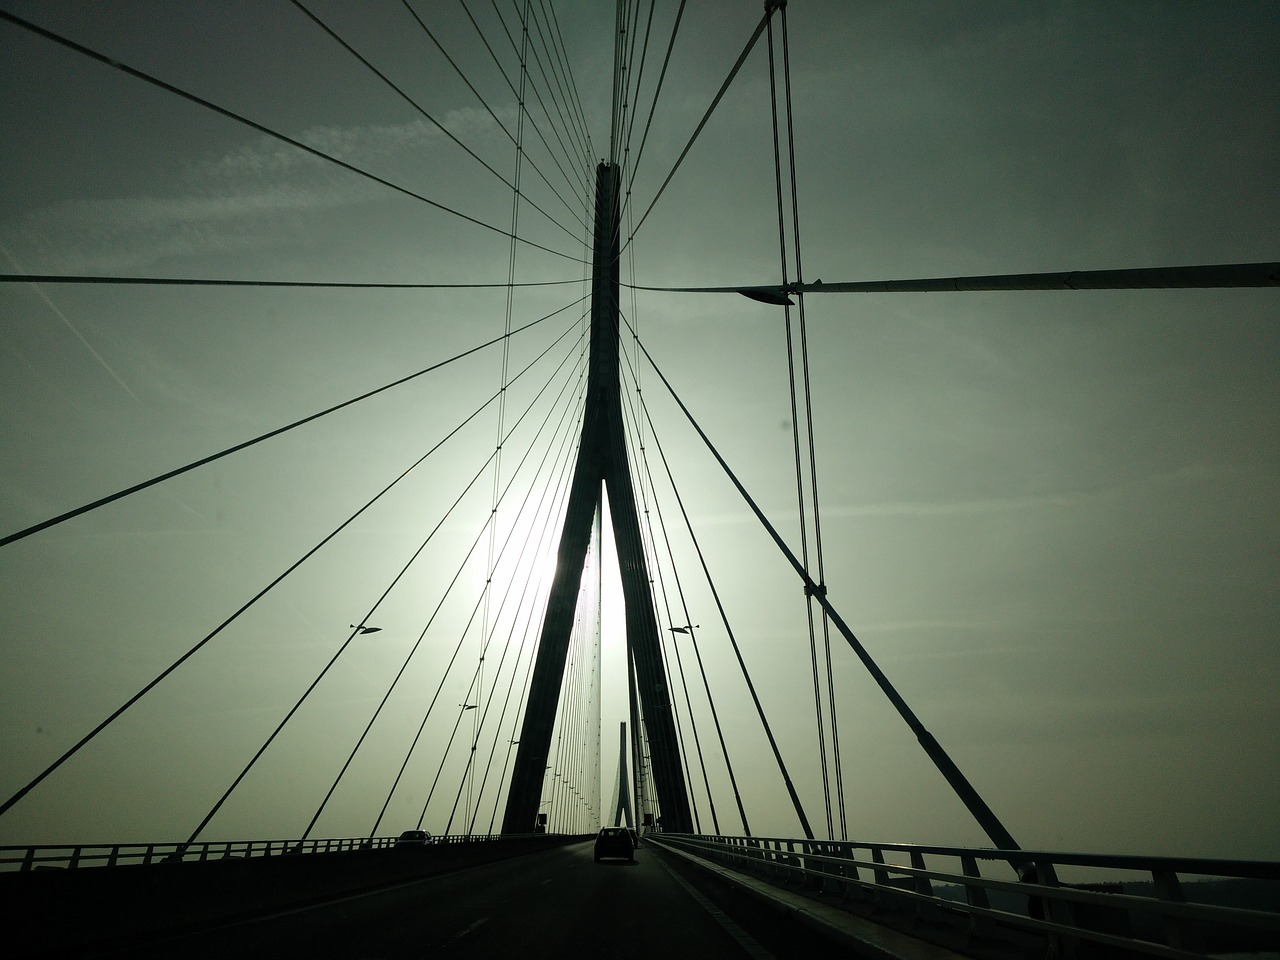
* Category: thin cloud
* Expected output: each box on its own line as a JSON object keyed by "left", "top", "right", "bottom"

{"left": 1, "top": 111, "right": 513, "bottom": 274}
{"left": 0, "top": 241, "right": 142, "bottom": 404}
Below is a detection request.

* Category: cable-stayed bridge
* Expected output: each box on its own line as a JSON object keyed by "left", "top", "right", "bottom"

{"left": 1, "top": 2, "right": 1278, "bottom": 956}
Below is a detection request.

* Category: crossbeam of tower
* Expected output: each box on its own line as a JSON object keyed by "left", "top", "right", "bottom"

{"left": 501, "top": 162, "right": 693, "bottom": 835}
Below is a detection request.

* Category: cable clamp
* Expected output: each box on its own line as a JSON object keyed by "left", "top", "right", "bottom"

{"left": 804, "top": 582, "right": 827, "bottom": 599}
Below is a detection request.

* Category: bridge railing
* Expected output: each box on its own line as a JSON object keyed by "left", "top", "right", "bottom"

{"left": 653, "top": 834, "right": 1280, "bottom": 959}
{"left": 0, "top": 832, "right": 526, "bottom": 872}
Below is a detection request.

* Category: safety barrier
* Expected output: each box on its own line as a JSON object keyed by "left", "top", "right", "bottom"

{"left": 0, "top": 831, "right": 527, "bottom": 872}
{"left": 653, "top": 834, "right": 1280, "bottom": 959}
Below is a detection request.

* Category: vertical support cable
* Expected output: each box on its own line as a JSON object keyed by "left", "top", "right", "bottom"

{"left": 779, "top": 2, "right": 846, "bottom": 840}
{"left": 767, "top": 3, "right": 834, "bottom": 839}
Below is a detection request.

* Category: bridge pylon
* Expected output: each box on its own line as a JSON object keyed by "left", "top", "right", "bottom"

{"left": 501, "top": 162, "right": 693, "bottom": 835}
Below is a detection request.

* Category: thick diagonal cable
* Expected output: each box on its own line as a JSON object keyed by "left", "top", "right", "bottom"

{"left": 768, "top": 12, "right": 833, "bottom": 839}
{"left": 616, "top": 348, "right": 709, "bottom": 833}
{"left": 298, "top": 323, "right": 586, "bottom": 839}
{"left": 621, "top": 0, "right": 686, "bottom": 215}
{"left": 628, "top": 350, "right": 814, "bottom": 840}
{"left": 626, "top": 261, "right": 1280, "bottom": 297}
{"left": 1, "top": 293, "right": 585, "bottom": 549}
{"left": 292, "top": 0, "right": 587, "bottom": 240}
{"left": 402, "top": 0, "right": 589, "bottom": 214}
{"left": 411, "top": 382, "right": 587, "bottom": 832}
{"left": 189, "top": 315, "right": 586, "bottom": 846}
{"left": 0, "top": 9, "right": 584, "bottom": 265}
{"left": 622, "top": 4, "right": 773, "bottom": 249}
{"left": 369, "top": 365, "right": 587, "bottom": 835}
{"left": 633, "top": 333, "right": 1025, "bottom": 855}
{"left": 0, "top": 305, "right": 579, "bottom": 824}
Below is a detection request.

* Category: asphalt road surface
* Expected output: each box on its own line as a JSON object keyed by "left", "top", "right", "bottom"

{"left": 95, "top": 840, "right": 836, "bottom": 959}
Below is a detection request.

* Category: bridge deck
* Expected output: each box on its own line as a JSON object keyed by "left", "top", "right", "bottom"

{"left": 39, "top": 840, "right": 852, "bottom": 959}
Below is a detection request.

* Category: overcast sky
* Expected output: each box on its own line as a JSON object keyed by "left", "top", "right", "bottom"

{"left": 1, "top": 1, "right": 1277, "bottom": 862}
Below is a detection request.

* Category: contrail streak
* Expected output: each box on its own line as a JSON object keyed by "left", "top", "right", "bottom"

{"left": 1, "top": 242, "right": 143, "bottom": 404}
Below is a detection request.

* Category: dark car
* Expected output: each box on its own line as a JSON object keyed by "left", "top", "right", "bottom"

{"left": 394, "top": 830, "right": 431, "bottom": 848}
{"left": 593, "top": 827, "right": 634, "bottom": 863}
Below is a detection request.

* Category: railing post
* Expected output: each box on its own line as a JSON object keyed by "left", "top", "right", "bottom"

{"left": 143, "top": 844, "right": 154, "bottom": 865}
{"left": 1152, "top": 869, "right": 1205, "bottom": 954}
{"left": 1026, "top": 860, "right": 1079, "bottom": 960}
{"left": 961, "top": 853, "right": 996, "bottom": 942}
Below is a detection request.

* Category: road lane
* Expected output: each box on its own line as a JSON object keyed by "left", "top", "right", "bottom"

{"left": 101, "top": 840, "right": 787, "bottom": 959}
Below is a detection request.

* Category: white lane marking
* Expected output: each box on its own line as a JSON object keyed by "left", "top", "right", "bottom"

{"left": 445, "top": 917, "right": 490, "bottom": 944}
{"left": 654, "top": 855, "right": 779, "bottom": 960}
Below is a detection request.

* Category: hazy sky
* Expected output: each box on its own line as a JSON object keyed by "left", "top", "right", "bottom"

{"left": 1, "top": 1, "right": 1277, "bottom": 861}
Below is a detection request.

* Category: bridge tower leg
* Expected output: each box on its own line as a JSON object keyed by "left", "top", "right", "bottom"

{"left": 501, "top": 162, "right": 693, "bottom": 835}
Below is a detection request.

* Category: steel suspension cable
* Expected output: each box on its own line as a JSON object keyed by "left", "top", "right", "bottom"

{"left": 500, "top": 0, "right": 594, "bottom": 188}
{"left": 626, "top": 376, "right": 749, "bottom": 835}
{"left": 397, "top": 377, "right": 589, "bottom": 835}
{"left": 1, "top": 294, "right": 585, "bottom": 549}
{"left": 767, "top": 9, "right": 833, "bottom": 839}
{"left": 459, "top": 0, "right": 593, "bottom": 208}
{"left": 619, "top": 0, "right": 658, "bottom": 181}
{"left": 299, "top": 322, "right": 587, "bottom": 840}
{"left": 616, "top": 348, "right": 706, "bottom": 833}
{"left": 622, "top": 7, "right": 774, "bottom": 252}
{"left": 780, "top": 2, "right": 846, "bottom": 841}
{"left": 399, "top": 1, "right": 590, "bottom": 220}
{"left": 482, "top": 383, "right": 588, "bottom": 834}
{"left": 0, "top": 317, "right": 569, "bottom": 823}
{"left": 291, "top": 0, "right": 588, "bottom": 241}
{"left": 464, "top": 419, "right": 585, "bottom": 834}
{"left": 192, "top": 313, "right": 588, "bottom": 846}
{"left": 633, "top": 334, "right": 1025, "bottom": 855}
{"left": 535, "top": 0, "right": 597, "bottom": 162}
{"left": 0, "top": 10, "right": 585, "bottom": 266}
{"left": 613, "top": 299, "right": 701, "bottom": 829}
{"left": 616, "top": 324, "right": 720, "bottom": 833}
{"left": 484, "top": 0, "right": 594, "bottom": 195}
{"left": 518, "top": 1, "right": 595, "bottom": 181}
{"left": 372, "top": 373, "right": 588, "bottom": 836}
{"left": 621, "top": 0, "right": 687, "bottom": 217}
{"left": 442, "top": 385, "right": 589, "bottom": 835}
{"left": 628, "top": 365, "right": 816, "bottom": 840}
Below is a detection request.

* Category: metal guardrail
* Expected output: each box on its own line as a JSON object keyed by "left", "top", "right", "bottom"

{"left": 654, "top": 834, "right": 1280, "bottom": 960}
{"left": 0, "top": 832, "right": 536, "bottom": 872}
